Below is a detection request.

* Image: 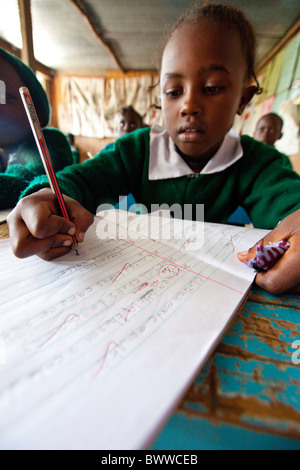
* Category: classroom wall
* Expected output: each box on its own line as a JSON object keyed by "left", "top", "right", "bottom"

{"left": 52, "top": 71, "right": 163, "bottom": 161}
{"left": 54, "top": 72, "right": 161, "bottom": 144}
{"left": 233, "top": 28, "right": 300, "bottom": 171}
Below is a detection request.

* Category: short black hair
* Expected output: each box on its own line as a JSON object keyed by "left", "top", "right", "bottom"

{"left": 120, "top": 106, "right": 143, "bottom": 125}
{"left": 164, "top": 1, "right": 257, "bottom": 83}
{"left": 256, "top": 113, "right": 283, "bottom": 130}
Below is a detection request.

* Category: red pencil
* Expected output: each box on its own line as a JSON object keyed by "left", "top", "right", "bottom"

{"left": 19, "top": 86, "right": 79, "bottom": 255}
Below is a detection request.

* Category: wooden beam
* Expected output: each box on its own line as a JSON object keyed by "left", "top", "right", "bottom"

{"left": 0, "top": 37, "right": 55, "bottom": 78}
{"left": 18, "top": 0, "right": 36, "bottom": 71}
{"left": 69, "top": 0, "right": 125, "bottom": 73}
{"left": 0, "top": 38, "right": 20, "bottom": 57}
{"left": 256, "top": 17, "right": 300, "bottom": 74}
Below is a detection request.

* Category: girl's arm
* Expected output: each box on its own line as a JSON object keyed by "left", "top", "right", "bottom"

{"left": 7, "top": 129, "right": 149, "bottom": 260}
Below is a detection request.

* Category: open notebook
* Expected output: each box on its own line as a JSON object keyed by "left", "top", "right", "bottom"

{"left": 0, "top": 210, "right": 268, "bottom": 449}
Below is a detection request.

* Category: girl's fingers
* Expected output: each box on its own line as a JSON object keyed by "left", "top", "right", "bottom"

{"left": 9, "top": 219, "right": 75, "bottom": 259}
{"left": 253, "top": 243, "right": 300, "bottom": 294}
{"left": 7, "top": 188, "right": 94, "bottom": 260}
{"left": 237, "top": 210, "right": 300, "bottom": 294}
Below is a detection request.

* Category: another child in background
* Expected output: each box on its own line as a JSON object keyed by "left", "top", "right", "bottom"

{"left": 108, "top": 105, "right": 148, "bottom": 211}
{"left": 117, "top": 105, "right": 146, "bottom": 137}
{"left": 0, "top": 47, "right": 73, "bottom": 209}
{"left": 7, "top": 3, "right": 300, "bottom": 295}
{"left": 253, "top": 112, "right": 283, "bottom": 147}
{"left": 66, "top": 133, "right": 80, "bottom": 163}
{"left": 229, "top": 113, "right": 288, "bottom": 226}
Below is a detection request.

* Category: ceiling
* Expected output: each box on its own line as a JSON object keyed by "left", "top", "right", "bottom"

{"left": 0, "top": 0, "right": 299, "bottom": 74}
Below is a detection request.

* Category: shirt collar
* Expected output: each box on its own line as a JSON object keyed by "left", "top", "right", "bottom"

{"left": 149, "top": 124, "right": 243, "bottom": 180}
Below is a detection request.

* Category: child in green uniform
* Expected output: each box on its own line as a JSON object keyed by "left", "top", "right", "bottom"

{"left": 0, "top": 47, "right": 73, "bottom": 209}
{"left": 7, "top": 3, "right": 300, "bottom": 295}
{"left": 253, "top": 113, "right": 284, "bottom": 147}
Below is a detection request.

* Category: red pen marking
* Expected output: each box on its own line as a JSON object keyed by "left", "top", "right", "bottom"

{"left": 113, "top": 263, "right": 130, "bottom": 283}
{"left": 122, "top": 305, "right": 136, "bottom": 321}
{"left": 159, "top": 264, "right": 180, "bottom": 279}
{"left": 222, "top": 232, "right": 235, "bottom": 253}
{"left": 91, "top": 340, "right": 119, "bottom": 381}
{"left": 133, "top": 282, "right": 150, "bottom": 294}
{"left": 39, "top": 313, "right": 79, "bottom": 348}
{"left": 108, "top": 233, "right": 244, "bottom": 294}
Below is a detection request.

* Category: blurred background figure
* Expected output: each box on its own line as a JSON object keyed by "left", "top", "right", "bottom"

{"left": 103, "top": 105, "right": 148, "bottom": 213}
{"left": 117, "top": 105, "right": 146, "bottom": 136}
{"left": 66, "top": 132, "right": 80, "bottom": 163}
{"left": 0, "top": 148, "right": 8, "bottom": 172}
{"left": 253, "top": 112, "right": 283, "bottom": 147}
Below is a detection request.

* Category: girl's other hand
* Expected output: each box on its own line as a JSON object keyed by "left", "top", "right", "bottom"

{"left": 7, "top": 188, "right": 94, "bottom": 260}
{"left": 237, "top": 209, "right": 300, "bottom": 294}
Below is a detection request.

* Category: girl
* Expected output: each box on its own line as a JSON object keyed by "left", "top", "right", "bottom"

{"left": 7, "top": 2, "right": 300, "bottom": 294}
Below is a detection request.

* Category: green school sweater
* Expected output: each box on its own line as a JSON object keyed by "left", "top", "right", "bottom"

{"left": 0, "top": 128, "right": 73, "bottom": 210}
{"left": 21, "top": 128, "right": 300, "bottom": 230}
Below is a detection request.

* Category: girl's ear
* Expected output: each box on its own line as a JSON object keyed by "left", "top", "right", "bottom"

{"left": 237, "top": 85, "right": 258, "bottom": 115}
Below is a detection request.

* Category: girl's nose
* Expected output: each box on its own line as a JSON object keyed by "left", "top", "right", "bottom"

{"left": 180, "top": 88, "right": 202, "bottom": 116}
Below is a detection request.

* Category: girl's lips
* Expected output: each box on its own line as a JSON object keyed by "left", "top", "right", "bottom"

{"left": 178, "top": 128, "right": 205, "bottom": 142}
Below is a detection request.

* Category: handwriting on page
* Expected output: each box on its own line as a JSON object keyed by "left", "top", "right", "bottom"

{"left": 0, "top": 214, "right": 268, "bottom": 448}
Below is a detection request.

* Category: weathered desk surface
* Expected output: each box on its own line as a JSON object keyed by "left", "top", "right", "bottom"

{"left": 153, "top": 287, "right": 300, "bottom": 450}
{"left": 1, "top": 223, "right": 300, "bottom": 449}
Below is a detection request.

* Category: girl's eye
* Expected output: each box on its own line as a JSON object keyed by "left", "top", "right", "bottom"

{"left": 165, "top": 89, "right": 182, "bottom": 99}
{"left": 203, "top": 86, "right": 224, "bottom": 95}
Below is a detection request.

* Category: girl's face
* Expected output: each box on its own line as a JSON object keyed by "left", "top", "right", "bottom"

{"left": 0, "top": 57, "right": 30, "bottom": 148}
{"left": 160, "top": 21, "right": 255, "bottom": 169}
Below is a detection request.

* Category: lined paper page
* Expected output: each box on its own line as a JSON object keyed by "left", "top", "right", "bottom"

{"left": 0, "top": 213, "right": 268, "bottom": 449}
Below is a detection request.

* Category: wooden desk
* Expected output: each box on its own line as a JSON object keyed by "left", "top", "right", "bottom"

{"left": 0, "top": 222, "right": 9, "bottom": 239}
{"left": 2, "top": 223, "right": 300, "bottom": 449}
{"left": 153, "top": 286, "right": 300, "bottom": 449}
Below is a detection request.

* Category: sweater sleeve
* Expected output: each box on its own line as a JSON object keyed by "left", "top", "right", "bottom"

{"left": 239, "top": 136, "right": 300, "bottom": 229}
{"left": 0, "top": 129, "right": 74, "bottom": 210}
{"left": 21, "top": 128, "right": 150, "bottom": 214}
{"left": 7, "top": 128, "right": 74, "bottom": 173}
{"left": 0, "top": 165, "right": 38, "bottom": 210}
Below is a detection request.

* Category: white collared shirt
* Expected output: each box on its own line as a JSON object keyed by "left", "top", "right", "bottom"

{"left": 149, "top": 124, "right": 243, "bottom": 180}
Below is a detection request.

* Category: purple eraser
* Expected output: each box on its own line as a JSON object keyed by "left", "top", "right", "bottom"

{"left": 244, "top": 240, "right": 290, "bottom": 272}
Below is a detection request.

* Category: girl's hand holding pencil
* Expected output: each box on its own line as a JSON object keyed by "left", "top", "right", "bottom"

{"left": 8, "top": 188, "right": 94, "bottom": 260}
{"left": 19, "top": 86, "right": 84, "bottom": 256}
